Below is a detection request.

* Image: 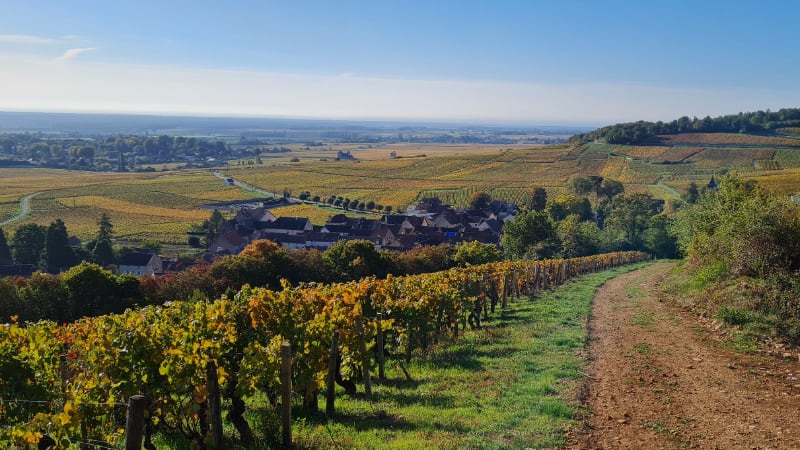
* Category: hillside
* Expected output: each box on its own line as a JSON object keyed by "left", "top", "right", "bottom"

{"left": 4, "top": 124, "right": 800, "bottom": 244}
{"left": 570, "top": 108, "right": 800, "bottom": 145}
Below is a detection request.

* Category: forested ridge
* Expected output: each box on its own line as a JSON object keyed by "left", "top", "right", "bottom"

{"left": 570, "top": 108, "right": 800, "bottom": 145}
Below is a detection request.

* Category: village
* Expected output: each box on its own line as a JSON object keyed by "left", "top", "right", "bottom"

{"left": 209, "top": 196, "right": 516, "bottom": 255}
{"left": 68, "top": 197, "right": 518, "bottom": 278}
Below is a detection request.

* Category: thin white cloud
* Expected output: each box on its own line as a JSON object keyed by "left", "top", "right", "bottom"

{"left": 0, "top": 54, "right": 798, "bottom": 124}
{"left": 0, "top": 34, "right": 55, "bottom": 45}
{"left": 53, "top": 47, "right": 95, "bottom": 63}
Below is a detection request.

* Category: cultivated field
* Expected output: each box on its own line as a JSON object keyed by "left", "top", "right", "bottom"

{"left": 648, "top": 132, "right": 800, "bottom": 147}
{"left": 4, "top": 133, "right": 800, "bottom": 245}
{"left": 0, "top": 169, "right": 252, "bottom": 243}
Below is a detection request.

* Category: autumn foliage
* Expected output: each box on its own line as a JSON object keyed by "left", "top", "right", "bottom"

{"left": 0, "top": 251, "right": 647, "bottom": 447}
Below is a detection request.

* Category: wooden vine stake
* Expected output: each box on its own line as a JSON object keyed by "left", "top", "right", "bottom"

{"left": 501, "top": 274, "right": 508, "bottom": 309}
{"left": 326, "top": 330, "right": 339, "bottom": 417}
{"left": 356, "top": 316, "right": 372, "bottom": 396}
{"left": 280, "top": 343, "right": 292, "bottom": 448}
{"left": 513, "top": 269, "right": 519, "bottom": 299}
{"left": 125, "top": 395, "right": 146, "bottom": 450}
{"left": 376, "top": 313, "right": 386, "bottom": 380}
{"left": 206, "top": 360, "right": 224, "bottom": 449}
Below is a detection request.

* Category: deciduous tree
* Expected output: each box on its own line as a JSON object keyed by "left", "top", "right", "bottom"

{"left": 12, "top": 223, "right": 47, "bottom": 265}
{"left": 468, "top": 191, "right": 492, "bottom": 210}
{"left": 453, "top": 241, "right": 502, "bottom": 266}
{"left": 527, "top": 187, "right": 548, "bottom": 211}
{"left": 500, "top": 210, "right": 559, "bottom": 260}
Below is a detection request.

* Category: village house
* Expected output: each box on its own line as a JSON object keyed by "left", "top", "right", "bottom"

{"left": 119, "top": 251, "right": 163, "bottom": 276}
{"left": 256, "top": 217, "right": 313, "bottom": 236}
{"left": 210, "top": 230, "right": 248, "bottom": 255}
{"left": 209, "top": 196, "right": 509, "bottom": 254}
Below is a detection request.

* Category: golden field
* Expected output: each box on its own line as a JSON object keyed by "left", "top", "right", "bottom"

{"left": 3, "top": 136, "right": 800, "bottom": 245}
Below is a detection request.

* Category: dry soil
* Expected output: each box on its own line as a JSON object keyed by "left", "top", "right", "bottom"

{"left": 569, "top": 262, "right": 800, "bottom": 449}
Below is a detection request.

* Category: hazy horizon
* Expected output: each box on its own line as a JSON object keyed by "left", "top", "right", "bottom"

{"left": 1, "top": 1, "right": 798, "bottom": 124}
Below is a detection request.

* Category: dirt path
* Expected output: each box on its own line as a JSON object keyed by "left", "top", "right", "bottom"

{"left": 569, "top": 262, "right": 800, "bottom": 449}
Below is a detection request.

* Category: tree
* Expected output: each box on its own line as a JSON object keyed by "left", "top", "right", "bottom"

{"left": 323, "top": 240, "right": 387, "bottom": 281}
{"left": 500, "top": 210, "right": 559, "bottom": 260}
{"left": 598, "top": 178, "right": 624, "bottom": 200}
{"left": 202, "top": 209, "right": 226, "bottom": 245}
{"left": 605, "top": 193, "right": 662, "bottom": 249}
{"left": 557, "top": 214, "right": 601, "bottom": 258}
{"left": 0, "top": 278, "right": 22, "bottom": 322}
{"left": 12, "top": 223, "right": 47, "bottom": 265}
{"left": 0, "top": 227, "right": 11, "bottom": 264}
{"left": 188, "top": 236, "right": 202, "bottom": 248}
{"left": 93, "top": 213, "right": 115, "bottom": 267}
{"left": 45, "top": 219, "right": 74, "bottom": 272}
{"left": 62, "top": 262, "right": 126, "bottom": 317}
{"left": 527, "top": 187, "right": 548, "bottom": 211}
{"left": 684, "top": 182, "right": 699, "bottom": 204}
{"left": 453, "top": 241, "right": 502, "bottom": 266}
{"left": 672, "top": 175, "right": 800, "bottom": 276}
{"left": 547, "top": 194, "right": 592, "bottom": 222}
{"left": 468, "top": 191, "right": 492, "bottom": 210}
{"left": 567, "top": 176, "right": 594, "bottom": 196}
{"left": 17, "top": 272, "right": 70, "bottom": 322}
{"left": 97, "top": 213, "right": 113, "bottom": 241}
{"left": 643, "top": 214, "right": 679, "bottom": 259}
{"left": 286, "top": 248, "right": 329, "bottom": 283}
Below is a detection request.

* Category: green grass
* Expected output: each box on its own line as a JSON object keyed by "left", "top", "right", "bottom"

{"left": 284, "top": 263, "right": 651, "bottom": 449}
{"left": 633, "top": 342, "right": 651, "bottom": 355}
{"left": 632, "top": 312, "right": 655, "bottom": 327}
{"left": 148, "top": 262, "right": 650, "bottom": 449}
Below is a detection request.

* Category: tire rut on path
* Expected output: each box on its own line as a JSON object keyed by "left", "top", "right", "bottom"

{"left": 569, "top": 261, "right": 800, "bottom": 449}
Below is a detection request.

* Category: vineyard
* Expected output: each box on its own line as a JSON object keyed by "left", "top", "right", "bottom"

{"left": 5, "top": 131, "right": 800, "bottom": 245}
{"left": 0, "top": 169, "right": 253, "bottom": 243}
{"left": 268, "top": 203, "right": 378, "bottom": 226}
{"left": 0, "top": 252, "right": 648, "bottom": 448}
{"left": 649, "top": 132, "right": 800, "bottom": 147}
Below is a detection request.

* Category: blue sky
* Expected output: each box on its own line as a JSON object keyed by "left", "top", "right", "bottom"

{"left": 0, "top": 0, "right": 798, "bottom": 125}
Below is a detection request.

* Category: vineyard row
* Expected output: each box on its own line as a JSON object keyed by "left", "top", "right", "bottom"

{"left": 1, "top": 251, "right": 649, "bottom": 448}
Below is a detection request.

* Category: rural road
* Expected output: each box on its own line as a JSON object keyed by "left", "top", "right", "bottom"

{"left": 569, "top": 262, "right": 800, "bottom": 449}
{"left": 212, "top": 171, "right": 287, "bottom": 199}
{"left": 0, "top": 192, "right": 42, "bottom": 226}
{"left": 211, "top": 171, "right": 382, "bottom": 215}
{"left": 655, "top": 177, "right": 682, "bottom": 200}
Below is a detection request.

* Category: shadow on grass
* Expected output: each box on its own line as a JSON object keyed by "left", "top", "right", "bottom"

{"left": 375, "top": 389, "right": 458, "bottom": 408}
{"left": 292, "top": 403, "right": 471, "bottom": 435}
{"left": 424, "top": 342, "right": 521, "bottom": 371}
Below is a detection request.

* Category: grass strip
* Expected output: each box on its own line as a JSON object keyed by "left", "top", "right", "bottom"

{"left": 285, "top": 262, "right": 651, "bottom": 450}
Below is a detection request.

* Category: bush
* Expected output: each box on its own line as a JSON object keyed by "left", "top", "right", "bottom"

{"left": 716, "top": 306, "right": 751, "bottom": 326}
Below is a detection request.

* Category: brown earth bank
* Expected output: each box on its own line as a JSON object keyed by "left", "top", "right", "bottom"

{"left": 568, "top": 262, "right": 800, "bottom": 450}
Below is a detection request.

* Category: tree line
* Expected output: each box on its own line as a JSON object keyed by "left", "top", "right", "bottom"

{"left": 0, "top": 134, "right": 249, "bottom": 170}
{"left": 0, "top": 236, "right": 502, "bottom": 324}
{"left": 500, "top": 175, "right": 677, "bottom": 261}
{"left": 1, "top": 213, "right": 117, "bottom": 271}
{"left": 569, "top": 108, "right": 800, "bottom": 145}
